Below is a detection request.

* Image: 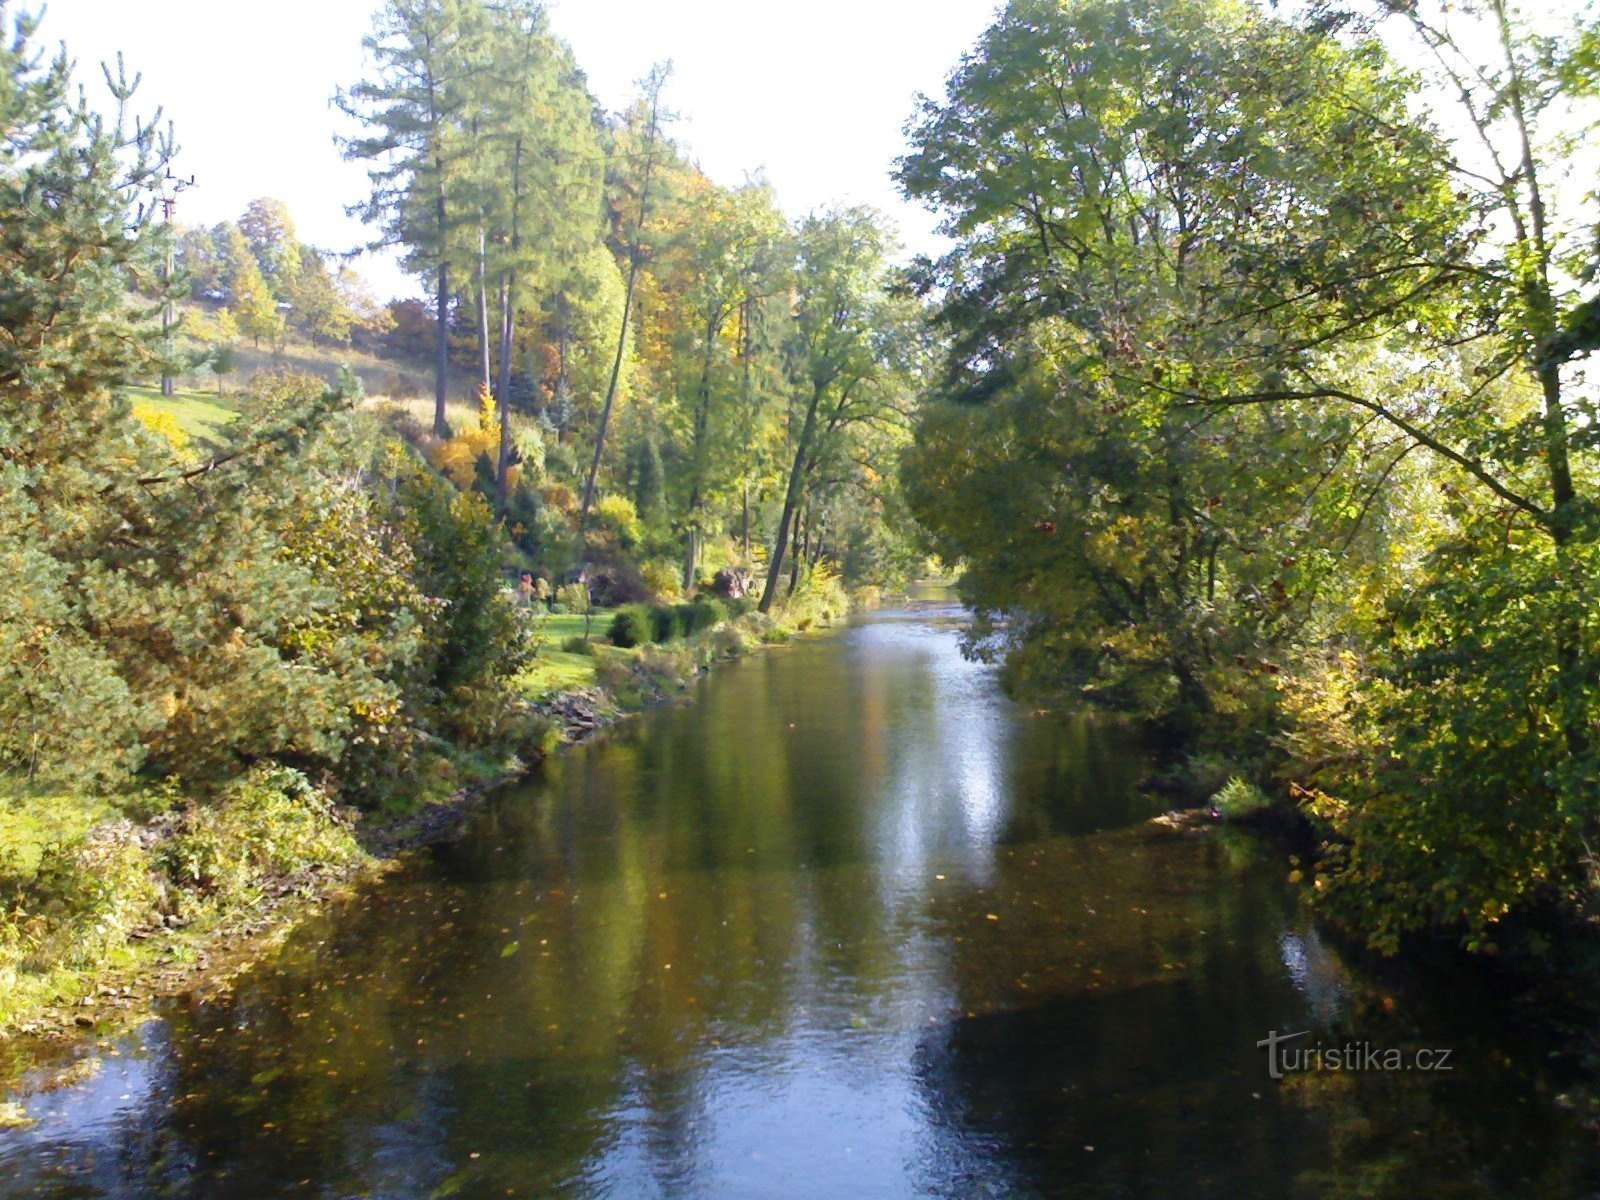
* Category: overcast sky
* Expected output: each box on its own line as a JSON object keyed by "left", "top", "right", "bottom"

{"left": 43, "top": 0, "right": 1001, "bottom": 299}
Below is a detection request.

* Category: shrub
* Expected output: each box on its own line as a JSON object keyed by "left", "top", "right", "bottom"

{"left": 593, "top": 494, "right": 643, "bottom": 550}
{"left": 561, "top": 635, "right": 596, "bottom": 656}
{"left": 710, "top": 624, "right": 755, "bottom": 659}
{"left": 651, "top": 604, "right": 682, "bottom": 644}
{"left": 16, "top": 826, "right": 163, "bottom": 970}
{"left": 1212, "top": 776, "right": 1271, "bottom": 822}
{"left": 609, "top": 605, "right": 654, "bottom": 649}
{"left": 162, "top": 766, "right": 361, "bottom": 912}
{"left": 640, "top": 559, "right": 681, "bottom": 602}
{"left": 688, "top": 597, "right": 728, "bottom": 634}
{"left": 783, "top": 563, "right": 850, "bottom": 628}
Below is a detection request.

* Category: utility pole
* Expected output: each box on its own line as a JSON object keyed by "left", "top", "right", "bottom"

{"left": 155, "top": 170, "right": 195, "bottom": 398}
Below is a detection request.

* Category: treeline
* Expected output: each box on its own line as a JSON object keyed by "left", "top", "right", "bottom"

{"left": 174, "top": 199, "right": 392, "bottom": 355}
{"left": 335, "top": 0, "right": 925, "bottom": 607}
{"left": 902, "top": 0, "right": 1600, "bottom": 954}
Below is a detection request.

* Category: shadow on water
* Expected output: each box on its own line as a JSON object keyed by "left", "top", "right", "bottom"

{"left": 2, "top": 604, "right": 1599, "bottom": 1198}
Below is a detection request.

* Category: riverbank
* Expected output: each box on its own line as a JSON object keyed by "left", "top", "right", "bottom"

{"left": 0, "top": 603, "right": 837, "bottom": 1081}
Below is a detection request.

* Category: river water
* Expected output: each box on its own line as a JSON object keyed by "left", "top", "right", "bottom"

{"left": 2, "top": 604, "right": 1597, "bottom": 1198}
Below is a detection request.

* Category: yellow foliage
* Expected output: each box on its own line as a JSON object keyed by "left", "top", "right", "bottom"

{"left": 476, "top": 381, "right": 496, "bottom": 434}
{"left": 131, "top": 402, "right": 190, "bottom": 452}
{"left": 428, "top": 423, "right": 498, "bottom": 490}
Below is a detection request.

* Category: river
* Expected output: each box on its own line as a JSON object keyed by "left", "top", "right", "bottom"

{"left": 2, "top": 603, "right": 1597, "bottom": 1198}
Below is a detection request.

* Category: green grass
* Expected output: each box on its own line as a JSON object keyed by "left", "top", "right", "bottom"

{"left": 517, "top": 609, "right": 618, "bottom": 697}
{"left": 125, "top": 385, "right": 236, "bottom": 441}
{"left": 541, "top": 611, "right": 608, "bottom": 642}
{"left": 517, "top": 651, "right": 601, "bottom": 698}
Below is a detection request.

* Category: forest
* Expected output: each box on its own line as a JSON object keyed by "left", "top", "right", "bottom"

{"left": 2, "top": 0, "right": 1600, "bottom": 1044}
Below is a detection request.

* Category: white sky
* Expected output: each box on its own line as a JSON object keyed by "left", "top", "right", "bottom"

{"left": 40, "top": 0, "right": 1002, "bottom": 299}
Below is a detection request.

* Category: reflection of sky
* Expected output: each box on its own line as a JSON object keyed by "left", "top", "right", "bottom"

{"left": 1277, "top": 927, "right": 1350, "bottom": 1029}
{"left": 855, "top": 609, "right": 1015, "bottom": 898}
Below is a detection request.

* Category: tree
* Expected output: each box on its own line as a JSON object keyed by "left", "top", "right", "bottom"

{"left": 339, "top": 0, "right": 485, "bottom": 438}
{"left": 465, "top": 0, "right": 603, "bottom": 513}
{"left": 238, "top": 197, "right": 301, "bottom": 297}
{"left": 759, "top": 208, "right": 917, "bottom": 613}
{"left": 578, "top": 63, "right": 670, "bottom": 541}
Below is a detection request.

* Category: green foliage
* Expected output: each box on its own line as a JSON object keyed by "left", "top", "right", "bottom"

{"left": 689, "top": 597, "right": 728, "bottom": 632}
{"left": 898, "top": 0, "right": 1600, "bottom": 952}
{"left": 608, "top": 605, "right": 654, "bottom": 649}
{"left": 592, "top": 494, "right": 642, "bottom": 551}
{"left": 1212, "top": 777, "right": 1271, "bottom": 822}
{"left": 162, "top": 766, "right": 361, "bottom": 912}
{"left": 651, "top": 604, "right": 682, "bottom": 644}
{"left": 9, "top": 827, "right": 162, "bottom": 971}
{"left": 1295, "top": 529, "right": 1600, "bottom": 953}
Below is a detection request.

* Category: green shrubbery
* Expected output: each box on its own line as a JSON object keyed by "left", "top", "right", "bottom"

{"left": 609, "top": 605, "right": 654, "bottom": 649}
{"left": 162, "top": 766, "right": 362, "bottom": 912}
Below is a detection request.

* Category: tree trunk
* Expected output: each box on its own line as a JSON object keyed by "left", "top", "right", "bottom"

{"left": 433, "top": 180, "right": 451, "bottom": 439}
{"left": 682, "top": 319, "right": 718, "bottom": 593}
{"left": 477, "top": 226, "right": 492, "bottom": 399}
{"left": 759, "top": 383, "right": 823, "bottom": 613}
{"left": 497, "top": 270, "right": 515, "bottom": 516}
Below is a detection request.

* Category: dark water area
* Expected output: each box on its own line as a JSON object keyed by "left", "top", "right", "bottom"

{"left": 3, "top": 605, "right": 1598, "bottom": 1198}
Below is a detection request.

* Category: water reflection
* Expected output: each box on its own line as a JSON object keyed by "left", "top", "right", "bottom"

{"left": 2, "top": 605, "right": 1598, "bottom": 1198}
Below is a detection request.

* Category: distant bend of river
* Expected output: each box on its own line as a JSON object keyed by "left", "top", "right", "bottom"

{"left": 2, "top": 601, "right": 1597, "bottom": 1198}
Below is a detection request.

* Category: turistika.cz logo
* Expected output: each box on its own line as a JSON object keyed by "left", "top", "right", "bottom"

{"left": 1256, "top": 1029, "right": 1454, "bottom": 1080}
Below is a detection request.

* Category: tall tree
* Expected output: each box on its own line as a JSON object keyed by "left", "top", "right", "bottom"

{"left": 339, "top": 0, "right": 484, "bottom": 438}
{"left": 577, "top": 63, "right": 670, "bottom": 543}
{"left": 759, "top": 208, "right": 916, "bottom": 613}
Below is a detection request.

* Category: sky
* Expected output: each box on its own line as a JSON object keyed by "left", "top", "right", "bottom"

{"left": 41, "top": 0, "right": 1002, "bottom": 299}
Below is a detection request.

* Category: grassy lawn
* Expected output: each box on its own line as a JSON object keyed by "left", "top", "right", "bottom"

{"left": 125, "top": 385, "right": 236, "bottom": 441}
{"left": 518, "top": 609, "right": 616, "bottom": 697}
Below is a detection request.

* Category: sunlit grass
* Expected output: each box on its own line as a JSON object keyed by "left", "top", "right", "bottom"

{"left": 124, "top": 385, "right": 236, "bottom": 441}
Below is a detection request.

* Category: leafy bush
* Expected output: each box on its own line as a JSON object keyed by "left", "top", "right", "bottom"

{"left": 561, "top": 635, "right": 596, "bottom": 656}
{"left": 688, "top": 597, "right": 728, "bottom": 634}
{"left": 783, "top": 563, "right": 849, "bottom": 627}
{"left": 652, "top": 604, "right": 683, "bottom": 644}
{"left": 12, "top": 827, "right": 163, "bottom": 970}
{"left": 640, "top": 558, "right": 682, "bottom": 602}
{"left": 1212, "top": 776, "right": 1271, "bottom": 821}
{"left": 162, "top": 766, "right": 361, "bottom": 912}
{"left": 593, "top": 494, "right": 643, "bottom": 550}
{"left": 609, "top": 605, "right": 654, "bottom": 649}
{"left": 710, "top": 623, "right": 755, "bottom": 659}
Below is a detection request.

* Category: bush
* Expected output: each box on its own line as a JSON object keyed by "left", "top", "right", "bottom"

{"left": 162, "top": 766, "right": 361, "bottom": 912}
{"left": 652, "top": 604, "right": 682, "bottom": 644}
{"left": 609, "top": 605, "right": 654, "bottom": 649}
{"left": 640, "top": 559, "right": 682, "bottom": 602}
{"left": 12, "top": 826, "right": 163, "bottom": 970}
{"left": 593, "top": 494, "right": 643, "bottom": 550}
{"left": 710, "top": 623, "right": 755, "bottom": 659}
{"left": 688, "top": 597, "right": 728, "bottom": 634}
{"left": 561, "top": 635, "right": 596, "bottom": 656}
{"left": 1212, "top": 776, "right": 1271, "bottom": 822}
{"left": 783, "top": 563, "right": 850, "bottom": 628}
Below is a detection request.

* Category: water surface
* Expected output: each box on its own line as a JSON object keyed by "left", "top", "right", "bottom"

{"left": 3, "top": 605, "right": 1597, "bottom": 1198}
